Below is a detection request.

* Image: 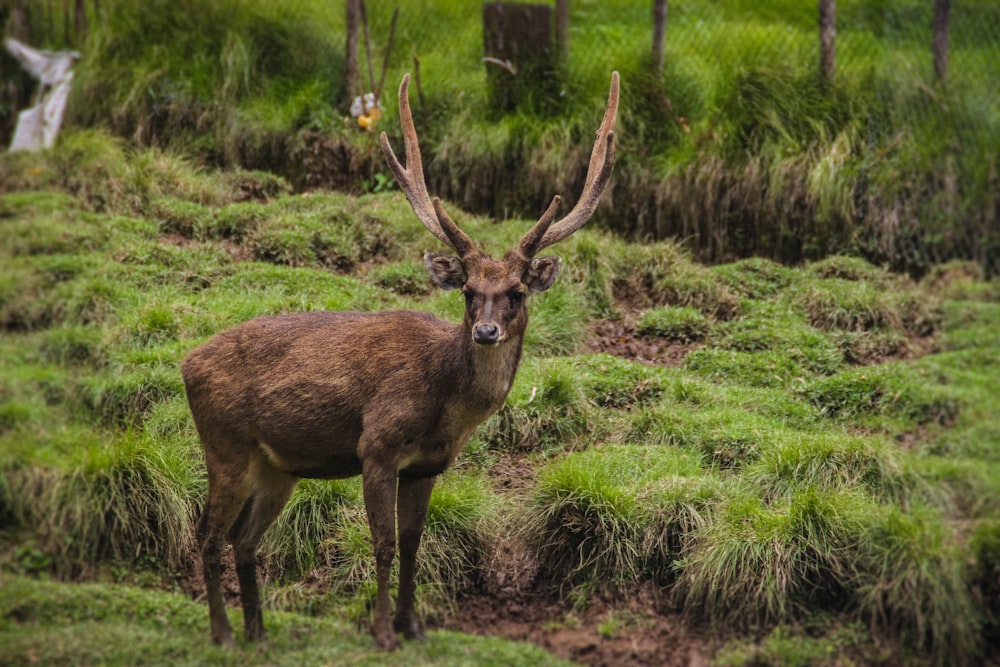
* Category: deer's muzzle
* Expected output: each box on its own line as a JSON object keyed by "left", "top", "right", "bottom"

{"left": 473, "top": 323, "right": 501, "bottom": 345}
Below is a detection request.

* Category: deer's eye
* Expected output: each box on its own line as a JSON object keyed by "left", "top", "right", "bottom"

{"left": 508, "top": 291, "right": 524, "bottom": 308}
{"left": 463, "top": 290, "right": 475, "bottom": 307}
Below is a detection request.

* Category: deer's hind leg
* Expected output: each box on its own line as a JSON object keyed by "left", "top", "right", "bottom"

{"left": 198, "top": 438, "right": 257, "bottom": 647}
{"left": 227, "top": 454, "right": 297, "bottom": 643}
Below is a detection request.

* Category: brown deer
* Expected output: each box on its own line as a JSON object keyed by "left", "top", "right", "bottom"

{"left": 181, "top": 71, "right": 619, "bottom": 650}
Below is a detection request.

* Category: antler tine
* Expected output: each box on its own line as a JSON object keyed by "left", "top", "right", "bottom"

{"left": 380, "top": 74, "right": 473, "bottom": 255}
{"left": 529, "top": 71, "right": 620, "bottom": 254}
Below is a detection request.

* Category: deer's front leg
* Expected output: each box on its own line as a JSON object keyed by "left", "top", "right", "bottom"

{"left": 362, "top": 459, "right": 399, "bottom": 650}
{"left": 395, "top": 475, "right": 436, "bottom": 640}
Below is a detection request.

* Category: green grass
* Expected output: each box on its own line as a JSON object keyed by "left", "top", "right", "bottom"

{"left": 1, "top": 128, "right": 999, "bottom": 664}
{"left": 637, "top": 306, "right": 709, "bottom": 342}
{"left": 5, "top": 0, "right": 999, "bottom": 274}
{"left": 0, "top": 575, "right": 571, "bottom": 667}
{"left": 521, "top": 444, "right": 721, "bottom": 589}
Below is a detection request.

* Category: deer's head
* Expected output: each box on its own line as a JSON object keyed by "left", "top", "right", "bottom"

{"left": 380, "top": 73, "right": 619, "bottom": 347}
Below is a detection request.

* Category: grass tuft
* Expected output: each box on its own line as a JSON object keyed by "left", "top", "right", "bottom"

{"left": 636, "top": 306, "right": 709, "bottom": 342}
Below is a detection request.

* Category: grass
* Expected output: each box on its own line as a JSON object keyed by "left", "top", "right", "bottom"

{"left": 637, "top": 306, "right": 709, "bottom": 342}
{"left": 0, "top": 128, "right": 999, "bottom": 664}
{"left": 0, "top": 575, "right": 571, "bottom": 667}
{"left": 8, "top": 1, "right": 997, "bottom": 273}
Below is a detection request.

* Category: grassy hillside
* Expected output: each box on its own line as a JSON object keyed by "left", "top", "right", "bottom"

{"left": 3, "top": 0, "right": 998, "bottom": 272}
{"left": 0, "top": 575, "right": 570, "bottom": 667}
{"left": 1, "top": 131, "right": 999, "bottom": 665}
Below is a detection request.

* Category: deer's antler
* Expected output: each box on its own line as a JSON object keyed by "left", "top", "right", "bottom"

{"left": 380, "top": 75, "right": 476, "bottom": 257}
{"left": 383, "top": 71, "right": 619, "bottom": 260}
{"left": 518, "top": 71, "right": 619, "bottom": 257}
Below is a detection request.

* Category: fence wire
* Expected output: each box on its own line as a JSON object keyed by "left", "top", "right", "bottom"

{"left": 3, "top": 1, "right": 998, "bottom": 273}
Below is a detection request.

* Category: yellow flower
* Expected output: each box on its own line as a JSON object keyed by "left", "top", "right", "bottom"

{"left": 358, "top": 107, "right": 383, "bottom": 131}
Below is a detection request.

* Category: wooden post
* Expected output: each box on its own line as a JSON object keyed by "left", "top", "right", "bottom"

{"left": 818, "top": 0, "right": 836, "bottom": 84}
{"left": 63, "top": 0, "right": 70, "bottom": 44}
{"left": 555, "top": 0, "right": 569, "bottom": 65}
{"left": 933, "top": 0, "right": 951, "bottom": 85}
{"left": 345, "top": 0, "right": 361, "bottom": 105}
{"left": 74, "top": 0, "right": 87, "bottom": 39}
{"left": 482, "top": 3, "right": 554, "bottom": 112}
{"left": 652, "top": 0, "right": 667, "bottom": 77}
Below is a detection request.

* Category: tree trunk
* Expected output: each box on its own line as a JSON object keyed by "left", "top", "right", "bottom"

{"left": 345, "top": 0, "right": 361, "bottom": 105}
{"left": 933, "top": 0, "right": 951, "bottom": 85}
{"left": 818, "top": 0, "right": 836, "bottom": 84}
{"left": 652, "top": 0, "right": 667, "bottom": 77}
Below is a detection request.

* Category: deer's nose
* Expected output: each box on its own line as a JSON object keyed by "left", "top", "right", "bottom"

{"left": 473, "top": 323, "right": 500, "bottom": 345}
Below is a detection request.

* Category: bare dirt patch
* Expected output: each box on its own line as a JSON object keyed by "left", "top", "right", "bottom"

{"left": 441, "top": 588, "right": 711, "bottom": 667}
{"left": 159, "top": 232, "right": 255, "bottom": 263}
{"left": 585, "top": 316, "right": 699, "bottom": 367}
{"left": 484, "top": 452, "right": 539, "bottom": 492}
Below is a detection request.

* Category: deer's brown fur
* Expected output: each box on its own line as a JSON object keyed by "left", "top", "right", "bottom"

{"left": 183, "top": 72, "right": 618, "bottom": 650}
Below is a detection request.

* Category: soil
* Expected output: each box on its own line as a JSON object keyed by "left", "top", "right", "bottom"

{"left": 440, "top": 589, "right": 712, "bottom": 667}
{"left": 585, "top": 315, "right": 699, "bottom": 367}
{"left": 159, "top": 232, "right": 255, "bottom": 263}
{"left": 176, "top": 545, "right": 713, "bottom": 666}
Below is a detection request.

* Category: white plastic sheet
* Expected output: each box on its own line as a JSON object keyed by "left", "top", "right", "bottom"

{"left": 5, "top": 38, "right": 79, "bottom": 152}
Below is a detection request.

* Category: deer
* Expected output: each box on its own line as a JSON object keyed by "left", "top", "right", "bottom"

{"left": 181, "top": 71, "right": 619, "bottom": 651}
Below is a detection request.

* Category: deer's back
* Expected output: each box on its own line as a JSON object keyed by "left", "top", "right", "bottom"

{"left": 181, "top": 310, "right": 466, "bottom": 474}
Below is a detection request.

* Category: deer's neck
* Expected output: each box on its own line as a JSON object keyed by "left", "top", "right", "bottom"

{"left": 462, "top": 333, "right": 524, "bottom": 410}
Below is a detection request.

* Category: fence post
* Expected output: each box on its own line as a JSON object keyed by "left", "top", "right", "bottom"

{"left": 933, "top": 0, "right": 951, "bottom": 85}
{"left": 819, "top": 0, "right": 835, "bottom": 84}
{"left": 345, "top": 0, "right": 361, "bottom": 106}
{"left": 555, "top": 0, "right": 569, "bottom": 65}
{"left": 482, "top": 2, "right": 554, "bottom": 112}
{"left": 652, "top": 0, "right": 667, "bottom": 77}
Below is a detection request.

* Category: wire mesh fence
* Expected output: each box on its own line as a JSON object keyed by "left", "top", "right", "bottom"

{"left": 2, "top": 1, "right": 998, "bottom": 273}
{"left": 383, "top": 0, "right": 999, "bottom": 273}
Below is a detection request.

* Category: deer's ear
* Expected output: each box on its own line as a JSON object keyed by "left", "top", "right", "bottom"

{"left": 425, "top": 253, "right": 467, "bottom": 290}
{"left": 525, "top": 256, "right": 562, "bottom": 293}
